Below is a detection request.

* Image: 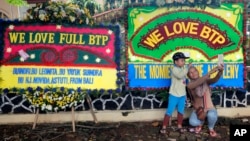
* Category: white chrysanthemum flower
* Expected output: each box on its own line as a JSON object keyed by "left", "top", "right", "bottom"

{"left": 56, "top": 25, "right": 62, "bottom": 29}
{"left": 139, "top": 17, "right": 144, "bottom": 22}
{"left": 30, "top": 54, "right": 35, "bottom": 59}
{"left": 83, "top": 55, "right": 89, "bottom": 60}
{"left": 196, "top": 53, "right": 201, "bottom": 59}
{"left": 39, "top": 14, "right": 46, "bottom": 21}
{"left": 96, "top": 58, "right": 101, "bottom": 63}
{"left": 108, "top": 30, "right": 113, "bottom": 34}
{"left": 41, "top": 104, "right": 46, "bottom": 111}
{"left": 61, "top": 10, "right": 66, "bottom": 17}
{"left": 86, "top": 18, "right": 89, "bottom": 24}
{"left": 46, "top": 105, "right": 52, "bottom": 111}
{"left": 48, "top": 96, "right": 52, "bottom": 100}
{"left": 20, "top": 57, "right": 25, "bottom": 62}
{"left": 9, "top": 25, "right": 14, "bottom": 30}
{"left": 58, "top": 97, "right": 63, "bottom": 100}
{"left": 235, "top": 54, "right": 241, "bottom": 60}
{"left": 6, "top": 47, "right": 12, "bottom": 53}
{"left": 156, "top": 0, "right": 166, "bottom": 6}
{"left": 54, "top": 7, "right": 59, "bottom": 12}
{"left": 69, "top": 16, "right": 76, "bottom": 22}
{"left": 53, "top": 12, "right": 58, "bottom": 16}
{"left": 226, "top": 12, "right": 231, "bottom": 18}
{"left": 106, "top": 48, "right": 111, "bottom": 54}
{"left": 61, "top": 106, "right": 65, "bottom": 109}
{"left": 34, "top": 91, "right": 39, "bottom": 96}
{"left": 71, "top": 91, "right": 75, "bottom": 94}
{"left": 43, "top": 94, "right": 46, "bottom": 99}
{"left": 131, "top": 56, "right": 136, "bottom": 61}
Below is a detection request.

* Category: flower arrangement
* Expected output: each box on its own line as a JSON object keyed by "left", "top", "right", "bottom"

{"left": 25, "top": 87, "right": 86, "bottom": 112}
{"left": 0, "top": 87, "right": 122, "bottom": 112}
{"left": 24, "top": 1, "right": 94, "bottom": 25}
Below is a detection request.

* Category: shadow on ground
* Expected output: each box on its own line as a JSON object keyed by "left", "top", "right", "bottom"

{"left": 1, "top": 116, "right": 250, "bottom": 141}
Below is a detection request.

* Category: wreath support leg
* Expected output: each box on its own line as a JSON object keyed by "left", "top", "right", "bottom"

{"left": 71, "top": 106, "right": 76, "bottom": 132}
{"left": 86, "top": 94, "right": 98, "bottom": 123}
{"left": 32, "top": 108, "right": 39, "bottom": 129}
{"left": 31, "top": 95, "right": 97, "bottom": 131}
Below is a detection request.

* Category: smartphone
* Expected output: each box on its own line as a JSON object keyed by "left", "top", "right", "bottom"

{"left": 218, "top": 54, "right": 224, "bottom": 66}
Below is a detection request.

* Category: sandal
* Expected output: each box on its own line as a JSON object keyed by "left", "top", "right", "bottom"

{"left": 176, "top": 128, "right": 187, "bottom": 133}
{"left": 195, "top": 126, "right": 202, "bottom": 134}
{"left": 209, "top": 130, "right": 218, "bottom": 137}
{"left": 159, "top": 128, "right": 168, "bottom": 134}
{"left": 188, "top": 128, "right": 195, "bottom": 133}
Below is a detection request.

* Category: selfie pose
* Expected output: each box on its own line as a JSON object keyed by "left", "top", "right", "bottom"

{"left": 187, "top": 64, "right": 224, "bottom": 137}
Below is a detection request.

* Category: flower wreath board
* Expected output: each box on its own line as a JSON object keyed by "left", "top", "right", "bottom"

{"left": 126, "top": 3, "right": 245, "bottom": 90}
{"left": 0, "top": 21, "right": 122, "bottom": 131}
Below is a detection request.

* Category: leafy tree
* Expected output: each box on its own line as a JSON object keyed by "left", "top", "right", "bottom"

{"left": 5, "top": 0, "right": 27, "bottom": 6}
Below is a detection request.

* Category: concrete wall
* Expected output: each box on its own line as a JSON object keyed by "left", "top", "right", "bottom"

{"left": 1, "top": 107, "right": 250, "bottom": 125}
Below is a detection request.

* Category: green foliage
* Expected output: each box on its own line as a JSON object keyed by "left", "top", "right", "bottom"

{"left": 5, "top": 0, "right": 27, "bottom": 6}
{"left": 24, "top": 1, "right": 94, "bottom": 25}
{"left": 71, "top": 0, "right": 101, "bottom": 16}
{"left": 157, "top": 90, "right": 169, "bottom": 102}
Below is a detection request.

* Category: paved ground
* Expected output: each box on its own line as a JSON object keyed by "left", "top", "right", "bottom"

{"left": 0, "top": 116, "right": 249, "bottom": 141}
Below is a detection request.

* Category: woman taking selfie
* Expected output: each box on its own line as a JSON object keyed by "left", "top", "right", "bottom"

{"left": 187, "top": 64, "right": 224, "bottom": 137}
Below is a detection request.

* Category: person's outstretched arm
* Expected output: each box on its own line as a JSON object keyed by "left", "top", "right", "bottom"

{"left": 187, "top": 66, "right": 219, "bottom": 89}
{"left": 207, "top": 65, "right": 224, "bottom": 85}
